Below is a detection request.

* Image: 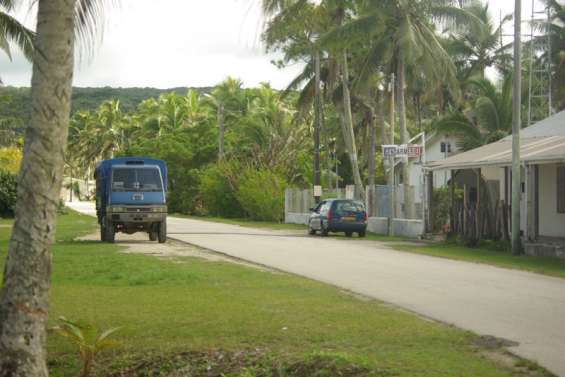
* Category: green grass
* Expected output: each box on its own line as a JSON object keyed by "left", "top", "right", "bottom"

{"left": 393, "top": 242, "right": 565, "bottom": 279}
{"left": 0, "top": 212, "right": 538, "bottom": 376}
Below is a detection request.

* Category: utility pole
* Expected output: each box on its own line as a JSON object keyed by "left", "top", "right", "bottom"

{"left": 389, "top": 74, "right": 396, "bottom": 236}
{"left": 313, "top": 50, "right": 322, "bottom": 203}
{"left": 512, "top": 0, "right": 522, "bottom": 254}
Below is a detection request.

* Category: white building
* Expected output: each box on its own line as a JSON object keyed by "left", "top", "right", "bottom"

{"left": 409, "top": 132, "right": 462, "bottom": 190}
{"left": 426, "top": 110, "right": 565, "bottom": 257}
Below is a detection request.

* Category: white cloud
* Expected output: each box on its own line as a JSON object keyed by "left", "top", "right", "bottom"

{"left": 0, "top": 0, "right": 547, "bottom": 89}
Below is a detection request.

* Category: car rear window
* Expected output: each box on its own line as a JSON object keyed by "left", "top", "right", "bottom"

{"left": 333, "top": 201, "right": 365, "bottom": 215}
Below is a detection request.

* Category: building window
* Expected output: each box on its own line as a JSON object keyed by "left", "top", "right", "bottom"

{"left": 558, "top": 166, "right": 565, "bottom": 213}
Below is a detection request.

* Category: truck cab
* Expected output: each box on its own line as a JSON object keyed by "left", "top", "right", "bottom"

{"left": 94, "top": 157, "right": 168, "bottom": 243}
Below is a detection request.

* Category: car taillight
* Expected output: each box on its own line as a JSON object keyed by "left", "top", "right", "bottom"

{"left": 363, "top": 211, "right": 368, "bottom": 221}
{"left": 327, "top": 211, "right": 332, "bottom": 221}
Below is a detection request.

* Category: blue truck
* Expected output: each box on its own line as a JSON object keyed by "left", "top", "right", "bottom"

{"left": 94, "top": 157, "right": 168, "bottom": 243}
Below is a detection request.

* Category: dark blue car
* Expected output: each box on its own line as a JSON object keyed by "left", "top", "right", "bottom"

{"left": 308, "top": 199, "right": 368, "bottom": 237}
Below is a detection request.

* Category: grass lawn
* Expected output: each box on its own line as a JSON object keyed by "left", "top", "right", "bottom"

{"left": 0, "top": 212, "right": 548, "bottom": 376}
{"left": 392, "top": 242, "right": 565, "bottom": 279}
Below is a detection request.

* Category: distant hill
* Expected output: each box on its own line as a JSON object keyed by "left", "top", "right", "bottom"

{"left": 0, "top": 86, "right": 212, "bottom": 125}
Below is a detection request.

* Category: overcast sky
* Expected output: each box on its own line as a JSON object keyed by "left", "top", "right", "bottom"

{"left": 0, "top": 0, "right": 543, "bottom": 89}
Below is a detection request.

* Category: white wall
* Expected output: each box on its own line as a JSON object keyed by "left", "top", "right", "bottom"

{"left": 538, "top": 164, "right": 565, "bottom": 238}
{"left": 410, "top": 135, "right": 461, "bottom": 190}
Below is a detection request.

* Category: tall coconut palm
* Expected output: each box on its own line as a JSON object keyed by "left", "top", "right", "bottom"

{"left": 434, "top": 75, "right": 513, "bottom": 150}
{"left": 444, "top": 0, "right": 512, "bottom": 80}
{"left": 326, "top": 0, "right": 475, "bottom": 216}
{"left": 0, "top": 0, "right": 35, "bottom": 83}
{"left": 0, "top": 1, "right": 114, "bottom": 375}
{"left": 262, "top": 0, "right": 340, "bottom": 194}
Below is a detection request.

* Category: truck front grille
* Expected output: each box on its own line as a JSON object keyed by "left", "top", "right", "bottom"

{"left": 126, "top": 208, "right": 151, "bottom": 212}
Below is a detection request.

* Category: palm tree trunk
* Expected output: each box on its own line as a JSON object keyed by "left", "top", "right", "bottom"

{"left": 397, "top": 58, "right": 414, "bottom": 218}
{"left": 340, "top": 51, "right": 364, "bottom": 200}
{"left": 0, "top": 1, "right": 76, "bottom": 375}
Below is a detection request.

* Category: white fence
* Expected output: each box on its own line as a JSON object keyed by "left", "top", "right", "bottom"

{"left": 284, "top": 185, "right": 424, "bottom": 238}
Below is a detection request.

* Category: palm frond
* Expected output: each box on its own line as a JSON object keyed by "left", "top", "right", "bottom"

{"left": 0, "top": 10, "right": 35, "bottom": 61}
{"left": 74, "top": 0, "right": 118, "bottom": 56}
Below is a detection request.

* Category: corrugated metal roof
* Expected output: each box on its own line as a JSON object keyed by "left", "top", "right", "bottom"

{"left": 427, "top": 136, "right": 565, "bottom": 170}
{"left": 426, "top": 110, "right": 565, "bottom": 171}
{"left": 504, "top": 110, "right": 565, "bottom": 139}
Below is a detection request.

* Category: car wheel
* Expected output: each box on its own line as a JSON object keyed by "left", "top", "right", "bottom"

{"left": 308, "top": 222, "right": 316, "bottom": 235}
{"left": 358, "top": 230, "right": 366, "bottom": 238}
{"left": 345, "top": 231, "right": 353, "bottom": 237}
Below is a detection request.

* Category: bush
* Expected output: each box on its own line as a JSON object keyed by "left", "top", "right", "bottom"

{"left": 432, "top": 187, "right": 462, "bottom": 232}
{"left": 0, "top": 170, "right": 18, "bottom": 217}
{"left": 199, "top": 163, "right": 244, "bottom": 218}
{"left": 236, "top": 168, "right": 286, "bottom": 222}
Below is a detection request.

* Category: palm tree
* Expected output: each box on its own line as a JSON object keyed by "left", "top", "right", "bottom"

{"left": 444, "top": 0, "right": 512, "bottom": 81}
{"left": 434, "top": 75, "right": 513, "bottom": 150}
{"left": 327, "top": 0, "right": 473, "bottom": 216}
{"left": 0, "top": 0, "right": 35, "bottom": 83}
{"left": 0, "top": 1, "right": 113, "bottom": 375}
{"left": 203, "top": 77, "right": 248, "bottom": 161}
{"left": 543, "top": 0, "right": 565, "bottom": 111}
{"left": 262, "top": 0, "right": 328, "bottom": 192}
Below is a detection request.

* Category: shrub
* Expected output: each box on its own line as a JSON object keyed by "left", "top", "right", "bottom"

{"left": 199, "top": 162, "right": 244, "bottom": 218}
{"left": 236, "top": 168, "right": 286, "bottom": 222}
{"left": 0, "top": 170, "right": 17, "bottom": 217}
{"left": 0, "top": 147, "right": 22, "bottom": 174}
{"left": 432, "top": 187, "right": 462, "bottom": 232}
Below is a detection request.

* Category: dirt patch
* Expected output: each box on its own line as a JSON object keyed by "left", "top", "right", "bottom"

{"left": 470, "top": 336, "right": 555, "bottom": 377}
{"left": 105, "top": 349, "right": 390, "bottom": 377}
{"left": 473, "top": 335, "right": 519, "bottom": 350}
{"left": 77, "top": 232, "right": 275, "bottom": 272}
{"left": 0, "top": 224, "right": 12, "bottom": 228}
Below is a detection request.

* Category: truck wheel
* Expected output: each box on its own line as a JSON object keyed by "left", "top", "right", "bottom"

{"left": 158, "top": 221, "right": 167, "bottom": 243}
{"left": 104, "top": 218, "right": 115, "bottom": 243}
{"left": 149, "top": 231, "right": 157, "bottom": 241}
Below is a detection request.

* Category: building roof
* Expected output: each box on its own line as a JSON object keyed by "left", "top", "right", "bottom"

{"left": 426, "top": 110, "right": 565, "bottom": 171}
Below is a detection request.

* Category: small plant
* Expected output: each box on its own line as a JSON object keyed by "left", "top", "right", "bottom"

{"left": 50, "top": 316, "right": 121, "bottom": 377}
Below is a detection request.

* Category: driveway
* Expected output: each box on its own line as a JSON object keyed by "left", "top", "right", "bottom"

{"left": 69, "top": 202, "right": 565, "bottom": 376}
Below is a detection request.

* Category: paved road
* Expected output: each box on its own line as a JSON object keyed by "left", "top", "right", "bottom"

{"left": 69, "top": 202, "right": 565, "bottom": 376}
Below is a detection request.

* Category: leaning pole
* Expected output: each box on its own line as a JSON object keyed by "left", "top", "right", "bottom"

{"left": 512, "top": 0, "right": 522, "bottom": 254}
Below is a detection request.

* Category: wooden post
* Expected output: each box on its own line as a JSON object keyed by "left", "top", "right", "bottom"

{"left": 427, "top": 171, "right": 434, "bottom": 232}
{"left": 463, "top": 184, "right": 468, "bottom": 237}
{"left": 476, "top": 168, "right": 481, "bottom": 241}
{"left": 450, "top": 170, "right": 455, "bottom": 234}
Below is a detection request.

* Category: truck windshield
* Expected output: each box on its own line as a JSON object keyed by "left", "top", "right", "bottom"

{"left": 111, "top": 167, "right": 163, "bottom": 192}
